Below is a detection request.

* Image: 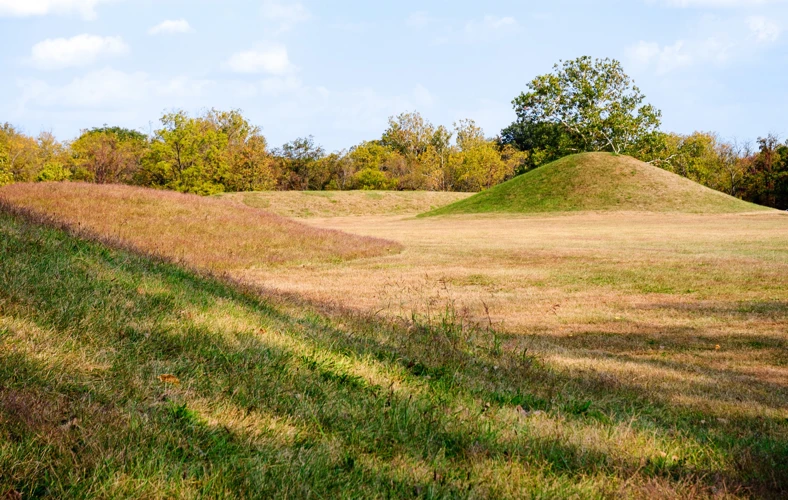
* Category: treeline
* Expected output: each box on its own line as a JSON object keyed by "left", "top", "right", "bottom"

{"left": 0, "top": 110, "right": 526, "bottom": 196}
{"left": 1, "top": 56, "right": 787, "bottom": 209}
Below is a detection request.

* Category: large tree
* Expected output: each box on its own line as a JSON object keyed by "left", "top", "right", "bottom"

{"left": 503, "top": 56, "right": 662, "bottom": 164}
{"left": 743, "top": 135, "right": 788, "bottom": 209}
{"left": 139, "top": 109, "right": 274, "bottom": 195}
{"left": 71, "top": 127, "right": 148, "bottom": 184}
{"left": 274, "top": 136, "right": 326, "bottom": 190}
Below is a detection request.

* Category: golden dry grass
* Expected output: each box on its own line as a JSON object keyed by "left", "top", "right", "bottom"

{"left": 219, "top": 189, "right": 472, "bottom": 218}
{"left": 2, "top": 183, "right": 787, "bottom": 497}
{"left": 250, "top": 211, "right": 788, "bottom": 428}
{"left": 0, "top": 183, "right": 400, "bottom": 270}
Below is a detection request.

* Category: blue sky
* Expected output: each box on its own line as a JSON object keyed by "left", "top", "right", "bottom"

{"left": 1, "top": 0, "right": 787, "bottom": 150}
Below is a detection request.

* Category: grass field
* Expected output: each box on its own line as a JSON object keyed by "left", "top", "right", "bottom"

{"left": 425, "top": 153, "right": 767, "bottom": 216}
{"left": 219, "top": 190, "right": 472, "bottom": 218}
{"left": 1, "top": 181, "right": 787, "bottom": 498}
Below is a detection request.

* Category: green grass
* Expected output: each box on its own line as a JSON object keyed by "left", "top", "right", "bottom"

{"left": 423, "top": 153, "right": 769, "bottom": 216}
{"left": 1, "top": 208, "right": 786, "bottom": 498}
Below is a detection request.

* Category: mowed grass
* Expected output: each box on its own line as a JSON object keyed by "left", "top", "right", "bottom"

{"left": 219, "top": 190, "right": 472, "bottom": 218}
{"left": 2, "top": 209, "right": 788, "bottom": 499}
{"left": 0, "top": 183, "right": 400, "bottom": 270}
{"left": 424, "top": 153, "right": 769, "bottom": 216}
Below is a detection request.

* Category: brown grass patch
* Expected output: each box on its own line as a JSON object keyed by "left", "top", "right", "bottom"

{"left": 220, "top": 190, "right": 471, "bottom": 218}
{"left": 240, "top": 210, "right": 788, "bottom": 424}
{"left": 0, "top": 183, "right": 400, "bottom": 270}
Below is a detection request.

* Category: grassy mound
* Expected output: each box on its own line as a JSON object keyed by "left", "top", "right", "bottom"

{"left": 0, "top": 183, "right": 400, "bottom": 270}
{"left": 219, "top": 190, "right": 471, "bottom": 218}
{"left": 424, "top": 152, "right": 768, "bottom": 216}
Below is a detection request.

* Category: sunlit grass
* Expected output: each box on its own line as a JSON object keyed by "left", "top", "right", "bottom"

{"left": 1, "top": 182, "right": 787, "bottom": 497}
{"left": 1, "top": 208, "right": 786, "bottom": 497}
{"left": 0, "top": 183, "right": 400, "bottom": 271}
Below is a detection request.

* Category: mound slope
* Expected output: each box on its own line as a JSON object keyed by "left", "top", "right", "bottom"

{"left": 0, "top": 183, "right": 400, "bottom": 270}
{"left": 424, "top": 152, "right": 768, "bottom": 216}
{"left": 220, "top": 190, "right": 472, "bottom": 218}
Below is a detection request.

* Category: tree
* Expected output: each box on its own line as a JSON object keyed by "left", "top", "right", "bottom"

{"left": 500, "top": 121, "right": 575, "bottom": 172}
{"left": 139, "top": 109, "right": 273, "bottom": 195}
{"left": 274, "top": 136, "right": 326, "bottom": 190}
{"left": 71, "top": 127, "right": 148, "bottom": 184}
{"left": 206, "top": 110, "right": 276, "bottom": 191}
{"left": 505, "top": 56, "right": 662, "bottom": 161}
{"left": 743, "top": 134, "right": 788, "bottom": 209}
{"left": 450, "top": 120, "right": 515, "bottom": 191}
{"left": 0, "top": 124, "right": 40, "bottom": 183}
{"left": 0, "top": 125, "right": 14, "bottom": 186}
{"left": 139, "top": 110, "right": 229, "bottom": 195}
{"left": 381, "top": 112, "right": 435, "bottom": 160}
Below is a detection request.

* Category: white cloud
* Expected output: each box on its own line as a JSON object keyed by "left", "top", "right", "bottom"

{"left": 626, "top": 14, "right": 780, "bottom": 74}
{"left": 0, "top": 0, "right": 116, "bottom": 20}
{"left": 13, "top": 65, "right": 435, "bottom": 149}
{"left": 18, "top": 68, "right": 213, "bottom": 109}
{"left": 30, "top": 34, "right": 129, "bottom": 70}
{"left": 626, "top": 40, "right": 698, "bottom": 74}
{"left": 747, "top": 15, "right": 781, "bottom": 42}
{"left": 261, "top": 0, "right": 310, "bottom": 33}
{"left": 223, "top": 43, "right": 295, "bottom": 75}
{"left": 148, "top": 19, "right": 194, "bottom": 35}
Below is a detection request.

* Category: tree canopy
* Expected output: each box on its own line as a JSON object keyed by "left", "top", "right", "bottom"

{"left": 503, "top": 56, "right": 662, "bottom": 165}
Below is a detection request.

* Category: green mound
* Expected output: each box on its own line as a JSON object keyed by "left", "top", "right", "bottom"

{"left": 423, "top": 152, "right": 768, "bottom": 216}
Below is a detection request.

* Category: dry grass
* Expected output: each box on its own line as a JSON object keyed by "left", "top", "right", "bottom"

{"left": 0, "top": 183, "right": 400, "bottom": 270}
{"left": 219, "top": 189, "right": 472, "bottom": 218}
{"left": 2, "top": 183, "right": 787, "bottom": 497}
{"left": 263, "top": 211, "right": 788, "bottom": 412}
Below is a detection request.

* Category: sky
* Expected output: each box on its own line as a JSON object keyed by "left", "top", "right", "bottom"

{"left": 1, "top": 0, "right": 787, "bottom": 151}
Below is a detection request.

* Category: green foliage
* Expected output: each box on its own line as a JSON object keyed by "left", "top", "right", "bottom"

{"left": 71, "top": 127, "right": 148, "bottom": 184}
{"left": 381, "top": 111, "right": 436, "bottom": 160}
{"left": 742, "top": 135, "right": 788, "bottom": 210}
{"left": 35, "top": 162, "right": 72, "bottom": 182}
{"left": 353, "top": 167, "right": 395, "bottom": 190}
{"left": 0, "top": 124, "right": 50, "bottom": 183}
{"left": 504, "top": 56, "right": 662, "bottom": 162}
{"left": 451, "top": 120, "right": 519, "bottom": 191}
{"left": 138, "top": 109, "right": 276, "bottom": 195}
{"left": 274, "top": 136, "right": 327, "bottom": 190}
{"left": 0, "top": 134, "right": 12, "bottom": 186}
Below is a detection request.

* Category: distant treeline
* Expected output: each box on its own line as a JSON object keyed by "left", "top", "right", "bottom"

{"left": 2, "top": 56, "right": 786, "bottom": 209}
{"left": 0, "top": 111, "right": 525, "bottom": 196}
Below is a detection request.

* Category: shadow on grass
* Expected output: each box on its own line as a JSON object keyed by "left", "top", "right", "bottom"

{"left": 1, "top": 209, "right": 786, "bottom": 498}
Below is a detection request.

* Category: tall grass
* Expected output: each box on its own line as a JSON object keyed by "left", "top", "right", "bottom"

{"left": 0, "top": 183, "right": 400, "bottom": 271}
{"left": 1, "top": 207, "right": 786, "bottom": 498}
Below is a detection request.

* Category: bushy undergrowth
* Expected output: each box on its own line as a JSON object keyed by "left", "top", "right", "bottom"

{"left": 0, "top": 209, "right": 786, "bottom": 498}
